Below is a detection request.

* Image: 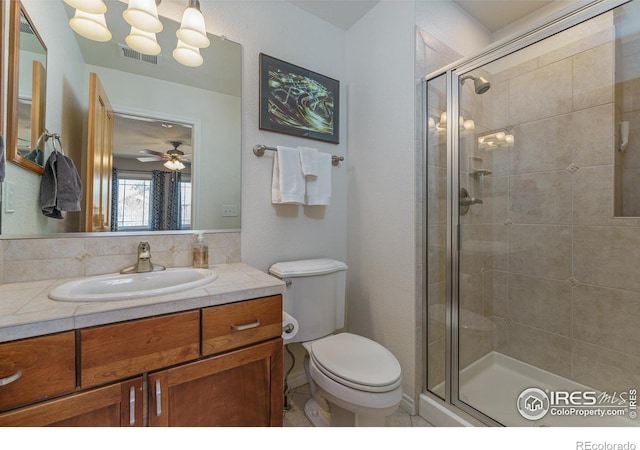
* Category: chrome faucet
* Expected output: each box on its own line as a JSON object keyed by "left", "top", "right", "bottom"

{"left": 120, "top": 242, "right": 166, "bottom": 274}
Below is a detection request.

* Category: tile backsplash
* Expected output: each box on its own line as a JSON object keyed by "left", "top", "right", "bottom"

{"left": 0, "top": 232, "right": 240, "bottom": 284}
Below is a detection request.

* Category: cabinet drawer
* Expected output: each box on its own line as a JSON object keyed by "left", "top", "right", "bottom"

{"left": 0, "top": 332, "right": 76, "bottom": 412}
{"left": 80, "top": 311, "right": 200, "bottom": 388}
{"left": 202, "top": 295, "right": 282, "bottom": 356}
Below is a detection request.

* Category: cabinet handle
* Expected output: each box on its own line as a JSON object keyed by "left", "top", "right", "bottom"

{"left": 230, "top": 320, "right": 261, "bottom": 331}
{"left": 0, "top": 370, "right": 22, "bottom": 386}
{"left": 155, "top": 380, "right": 162, "bottom": 417}
{"left": 129, "top": 387, "right": 136, "bottom": 426}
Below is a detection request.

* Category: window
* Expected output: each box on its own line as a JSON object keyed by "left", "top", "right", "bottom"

{"left": 180, "top": 181, "right": 192, "bottom": 229}
{"left": 117, "top": 177, "right": 152, "bottom": 230}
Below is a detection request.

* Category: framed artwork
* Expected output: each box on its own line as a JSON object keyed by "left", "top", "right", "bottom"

{"left": 259, "top": 53, "right": 339, "bottom": 144}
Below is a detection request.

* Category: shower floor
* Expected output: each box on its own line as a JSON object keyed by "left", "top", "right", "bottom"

{"left": 432, "top": 351, "right": 637, "bottom": 427}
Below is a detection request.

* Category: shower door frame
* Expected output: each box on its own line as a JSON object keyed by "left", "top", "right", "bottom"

{"left": 423, "top": 0, "right": 632, "bottom": 426}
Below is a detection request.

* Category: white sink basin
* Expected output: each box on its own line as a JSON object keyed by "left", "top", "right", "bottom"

{"left": 49, "top": 268, "right": 217, "bottom": 302}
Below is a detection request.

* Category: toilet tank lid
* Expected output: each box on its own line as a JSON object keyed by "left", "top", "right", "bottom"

{"left": 269, "top": 258, "right": 348, "bottom": 278}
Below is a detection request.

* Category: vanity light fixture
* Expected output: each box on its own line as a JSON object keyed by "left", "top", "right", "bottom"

{"left": 477, "top": 129, "right": 515, "bottom": 150}
{"left": 429, "top": 112, "right": 475, "bottom": 133}
{"left": 123, "top": 0, "right": 163, "bottom": 34}
{"left": 176, "top": 0, "right": 210, "bottom": 49}
{"left": 173, "top": 39, "right": 203, "bottom": 67}
{"left": 66, "top": 0, "right": 211, "bottom": 66}
{"left": 69, "top": 9, "right": 112, "bottom": 42}
{"left": 63, "top": 0, "right": 106, "bottom": 14}
{"left": 126, "top": 26, "right": 161, "bottom": 55}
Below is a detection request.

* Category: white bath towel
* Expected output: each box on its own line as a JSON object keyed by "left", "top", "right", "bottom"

{"left": 298, "top": 146, "right": 319, "bottom": 177}
{"left": 305, "top": 152, "right": 332, "bottom": 206}
{"left": 272, "top": 146, "right": 305, "bottom": 204}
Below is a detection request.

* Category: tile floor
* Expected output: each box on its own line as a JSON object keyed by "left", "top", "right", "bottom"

{"left": 283, "top": 384, "right": 433, "bottom": 427}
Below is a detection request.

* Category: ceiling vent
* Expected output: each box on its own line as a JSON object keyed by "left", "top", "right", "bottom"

{"left": 118, "top": 44, "right": 161, "bottom": 66}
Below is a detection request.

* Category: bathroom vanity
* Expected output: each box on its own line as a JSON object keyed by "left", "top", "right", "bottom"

{"left": 0, "top": 263, "right": 285, "bottom": 427}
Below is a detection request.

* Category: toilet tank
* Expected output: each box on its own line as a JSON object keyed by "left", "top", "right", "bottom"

{"left": 269, "top": 259, "right": 348, "bottom": 343}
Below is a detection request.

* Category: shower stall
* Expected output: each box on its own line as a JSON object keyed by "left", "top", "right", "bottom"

{"left": 422, "top": 0, "right": 640, "bottom": 426}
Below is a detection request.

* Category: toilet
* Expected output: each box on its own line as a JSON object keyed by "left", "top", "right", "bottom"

{"left": 269, "top": 258, "right": 403, "bottom": 427}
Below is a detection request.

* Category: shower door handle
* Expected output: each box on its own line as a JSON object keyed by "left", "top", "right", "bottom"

{"left": 460, "top": 197, "right": 483, "bottom": 206}
{"left": 459, "top": 187, "right": 483, "bottom": 216}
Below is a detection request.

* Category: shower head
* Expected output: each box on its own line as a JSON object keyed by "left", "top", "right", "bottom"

{"left": 460, "top": 74, "right": 491, "bottom": 94}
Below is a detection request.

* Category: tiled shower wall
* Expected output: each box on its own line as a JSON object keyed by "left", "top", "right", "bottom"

{"left": 471, "top": 11, "right": 640, "bottom": 393}
{"left": 425, "top": 8, "right": 640, "bottom": 395}
{"left": 0, "top": 232, "right": 240, "bottom": 285}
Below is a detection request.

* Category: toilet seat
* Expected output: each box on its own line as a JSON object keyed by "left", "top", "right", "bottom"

{"left": 309, "top": 333, "right": 402, "bottom": 393}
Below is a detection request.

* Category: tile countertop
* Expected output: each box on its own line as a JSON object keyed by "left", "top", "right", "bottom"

{"left": 0, "top": 263, "right": 286, "bottom": 343}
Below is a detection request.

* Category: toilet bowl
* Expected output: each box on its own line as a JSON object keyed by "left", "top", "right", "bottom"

{"left": 268, "top": 258, "right": 403, "bottom": 426}
{"left": 302, "top": 333, "right": 403, "bottom": 427}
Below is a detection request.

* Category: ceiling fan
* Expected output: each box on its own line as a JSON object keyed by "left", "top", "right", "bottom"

{"left": 137, "top": 141, "right": 191, "bottom": 170}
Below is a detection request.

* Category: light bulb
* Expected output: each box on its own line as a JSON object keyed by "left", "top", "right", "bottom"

{"left": 63, "top": 0, "right": 106, "bottom": 14}
{"left": 505, "top": 134, "right": 515, "bottom": 145}
{"left": 126, "top": 27, "right": 161, "bottom": 55}
{"left": 173, "top": 39, "right": 203, "bottom": 67}
{"left": 123, "top": 0, "right": 163, "bottom": 34}
{"left": 463, "top": 119, "right": 475, "bottom": 131}
{"left": 69, "top": 10, "right": 111, "bottom": 42}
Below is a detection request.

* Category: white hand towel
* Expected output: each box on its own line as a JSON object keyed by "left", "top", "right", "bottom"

{"left": 298, "top": 146, "right": 319, "bottom": 177}
{"left": 305, "top": 152, "right": 332, "bottom": 206}
{"left": 272, "top": 146, "right": 305, "bottom": 204}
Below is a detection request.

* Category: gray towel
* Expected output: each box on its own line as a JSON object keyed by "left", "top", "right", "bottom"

{"left": 40, "top": 151, "right": 82, "bottom": 219}
{"left": 0, "top": 135, "right": 5, "bottom": 183}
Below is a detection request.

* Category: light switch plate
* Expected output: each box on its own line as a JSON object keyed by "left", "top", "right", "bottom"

{"left": 222, "top": 205, "right": 238, "bottom": 217}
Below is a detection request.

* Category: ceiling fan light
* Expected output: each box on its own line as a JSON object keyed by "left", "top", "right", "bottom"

{"left": 126, "top": 27, "right": 161, "bottom": 55}
{"left": 173, "top": 39, "right": 203, "bottom": 67}
{"left": 176, "top": 0, "right": 210, "bottom": 48}
{"left": 63, "top": 0, "right": 106, "bottom": 14}
{"left": 123, "top": 0, "right": 163, "bottom": 34}
{"left": 164, "top": 159, "right": 184, "bottom": 171}
{"left": 69, "top": 10, "right": 112, "bottom": 42}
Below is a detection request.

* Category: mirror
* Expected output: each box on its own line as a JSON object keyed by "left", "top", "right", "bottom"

{"left": 7, "top": 0, "right": 47, "bottom": 175}
{"left": 1, "top": 0, "right": 241, "bottom": 235}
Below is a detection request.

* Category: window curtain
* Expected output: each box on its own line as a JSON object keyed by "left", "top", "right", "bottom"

{"left": 151, "top": 170, "right": 166, "bottom": 231}
{"left": 110, "top": 167, "right": 119, "bottom": 232}
{"left": 167, "top": 171, "right": 182, "bottom": 230}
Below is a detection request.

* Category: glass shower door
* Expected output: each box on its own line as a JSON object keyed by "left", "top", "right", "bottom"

{"left": 425, "top": 73, "right": 448, "bottom": 400}
{"left": 454, "top": 1, "right": 640, "bottom": 426}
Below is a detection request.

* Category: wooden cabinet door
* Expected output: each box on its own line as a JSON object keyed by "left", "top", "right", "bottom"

{"left": 0, "top": 332, "right": 76, "bottom": 412}
{"left": 0, "top": 377, "right": 143, "bottom": 427}
{"left": 148, "top": 338, "right": 283, "bottom": 427}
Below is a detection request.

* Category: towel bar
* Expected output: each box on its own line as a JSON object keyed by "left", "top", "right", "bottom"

{"left": 253, "top": 145, "right": 344, "bottom": 167}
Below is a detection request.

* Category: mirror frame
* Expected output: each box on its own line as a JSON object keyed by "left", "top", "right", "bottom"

{"left": 0, "top": 0, "right": 4, "bottom": 145}
{"left": 7, "top": 0, "right": 47, "bottom": 176}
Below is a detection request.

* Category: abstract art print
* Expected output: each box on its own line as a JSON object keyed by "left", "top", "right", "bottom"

{"left": 259, "top": 53, "right": 339, "bottom": 144}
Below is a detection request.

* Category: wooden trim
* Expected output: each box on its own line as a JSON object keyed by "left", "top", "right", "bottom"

{"left": 6, "top": 0, "right": 46, "bottom": 175}
{"left": 0, "top": 0, "right": 4, "bottom": 138}
{"left": 270, "top": 337, "right": 284, "bottom": 426}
